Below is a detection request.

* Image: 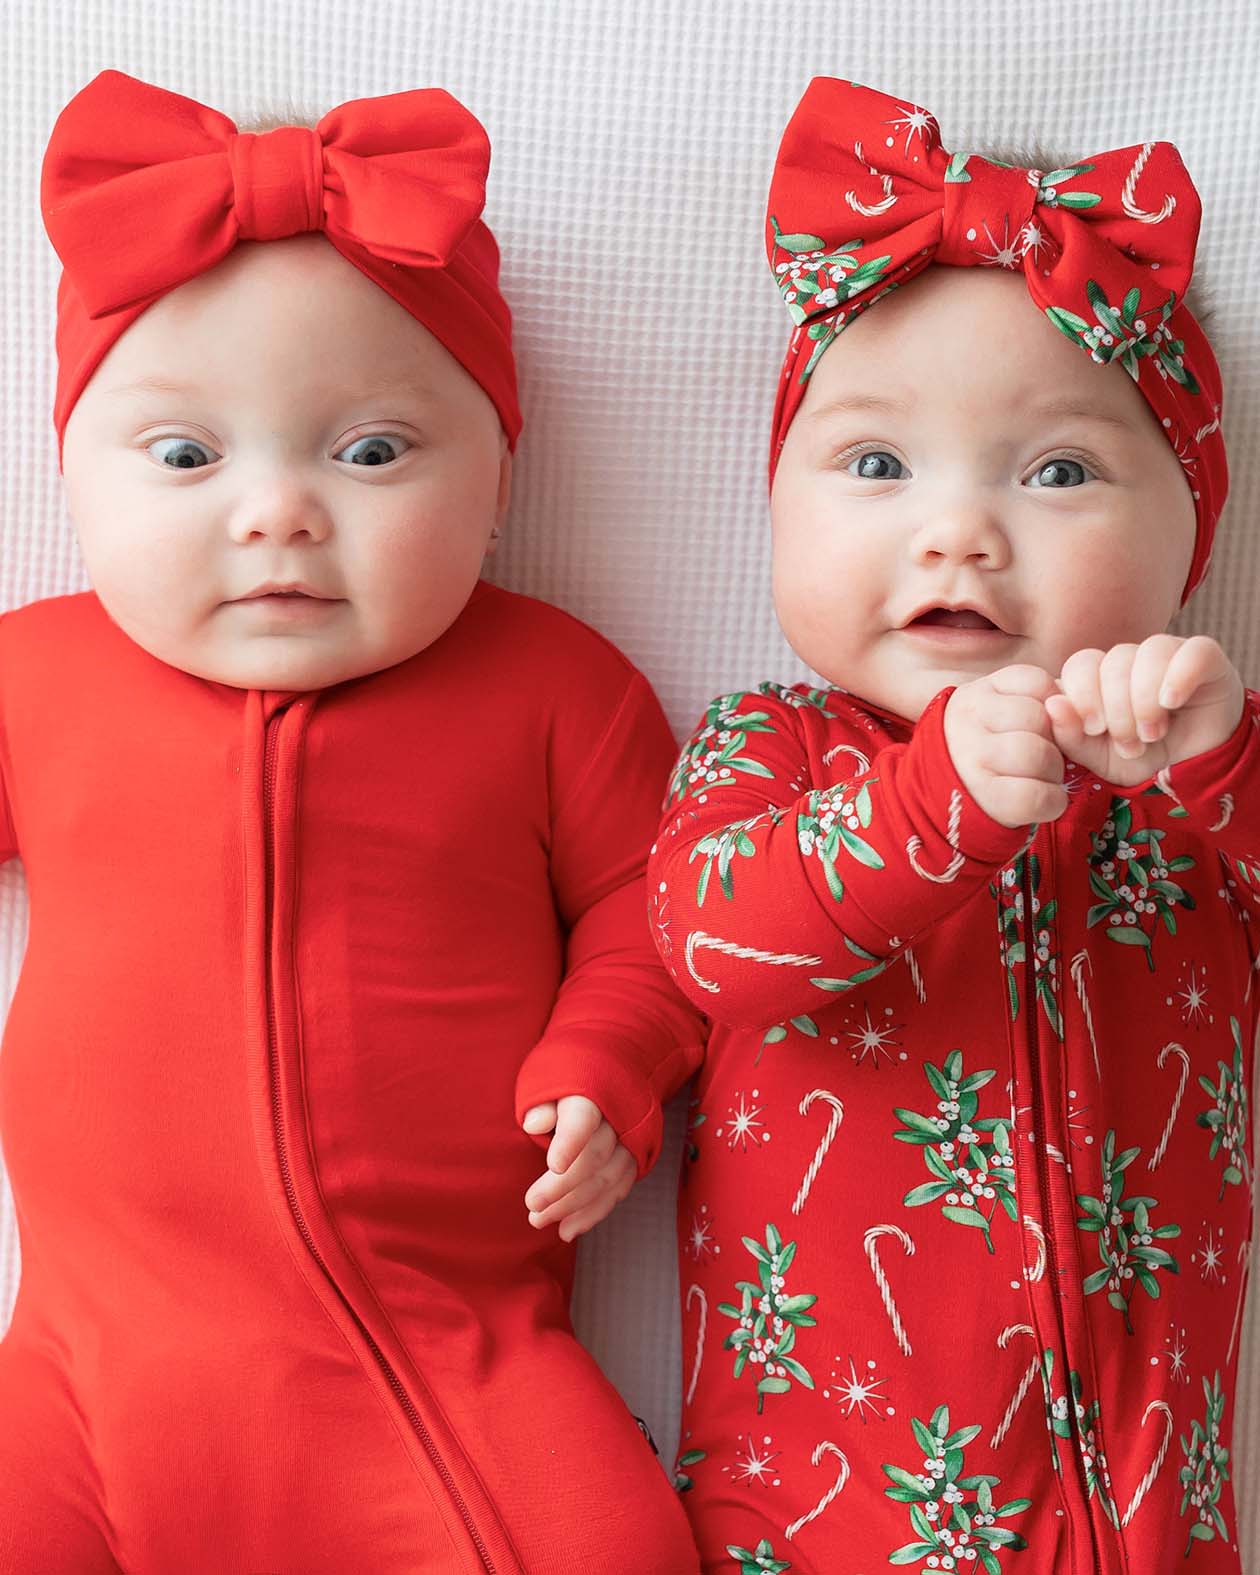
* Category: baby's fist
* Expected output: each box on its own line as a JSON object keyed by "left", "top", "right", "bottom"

{"left": 1045, "top": 635, "right": 1243, "bottom": 785}
{"left": 521, "top": 1095, "right": 637, "bottom": 1242}
{"left": 944, "top": 665, "right": 1068, "bottom": 828}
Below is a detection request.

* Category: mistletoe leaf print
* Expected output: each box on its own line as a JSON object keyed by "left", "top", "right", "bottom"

{"left": 1085, "top": 796, "right": 1194, "bottom": 971}
{"left": 717, "top": 1224, "right": 817, "bottom": 1414}
{"left": 1045, "top": 280, "right": 1200, "bottom": 391}
{"left": 692, "top": 815, "right": 770, "bottom": 905}
{"left": 1178, "top": 1370, "right": 1230, "bottom": 1553}
{"left": 1037, "top": 1351, "right": 1118, "bottom": 1525}
{"left": 894, "top": 1049, "right": 1016, "bottom": 1253}
{"left": 1196, "top": 1015, "right": 1252, "bottom": 1199}
{"left": 725, "top": 1540, "right": 792, "bottom": 1575}
{"left": 797, "top": 779, "right": 884, "bottom": 902}
{"left": 667, "top": 690, "right": 779, "bottom": 808}
{"left": 809, "top": 935, "right": 892, "bottom": 996}
{"left": 883, "top": 1404, "right": 1031, "bottom": 1570}
{"left": 1076, "top": 1129, "right": 1181, "bottom": 1335}
{"left": 992, "top": 854, "right": 1062, "bottom": 1037}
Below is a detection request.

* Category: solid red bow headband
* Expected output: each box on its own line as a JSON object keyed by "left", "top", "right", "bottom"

{"left": 41, "top": 69, "right": 521, "bottom": 452}
{"left": 767, "top": 77, "right": 1227, "bottom": 603}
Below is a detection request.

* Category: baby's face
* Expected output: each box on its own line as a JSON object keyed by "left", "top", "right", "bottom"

{"left": 61, "top": 235, "right": 510, "bottom": 691}
{"left": 771, "top": 265, "right": 1197, "bottom": 722}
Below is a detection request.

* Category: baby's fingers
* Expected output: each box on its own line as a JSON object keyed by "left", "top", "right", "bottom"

{"left": 1056, "top": 649, "right": 1106, "bottom": 737}
{"left": 1129, "top": 635, "right": 1183, "bottom": 743}
{"left": 527, "top": 1149, "right": 636, "bottom": 1238}
{"left": 524, "top": 1120, "right": 617, "bottom": 1212}
{"left": 1158, "top": 635, "right": 1234, "bottom": 709}
{"left": 546, "top": 1095, "right": 604, "bottom": 1174}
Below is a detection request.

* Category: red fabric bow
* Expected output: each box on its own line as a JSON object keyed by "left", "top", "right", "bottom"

{"left": 41, "top": 70, "right": 521, "bottom": 449}
{"left": 766, "top": 77, "right": 1227, "bottom": 603}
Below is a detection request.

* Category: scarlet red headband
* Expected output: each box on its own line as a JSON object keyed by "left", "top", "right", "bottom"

{"left": 767, "top": 78, "right": 1227, "bottom": 604}
{"left": 41, "top": 70, "right": 521, "bottom": 456}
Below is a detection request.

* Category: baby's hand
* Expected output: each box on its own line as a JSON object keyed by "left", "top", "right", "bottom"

{"left": 1045, "top": 636, "right": 1244, "bottom": 786}
{"left": 943, "top": 665, "right": 1068, "bottom": 828}
{"left": 521, "top": 1095, "right": 637, "bottom": 1243}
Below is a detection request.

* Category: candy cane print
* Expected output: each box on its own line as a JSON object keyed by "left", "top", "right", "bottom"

{"left": 1021, "top": 1215, "right": 1047, "bottom": 1282}
{"left": 1229, "top": 1239, "right": 1253, "bottom": 1363}
{"left": 685, "top": 931, "right": 823, "bottom": 994}
{"left": 1070, "top": 949, "right": 1102, "bottom": 1082}
{"left": 904, "top": 945, "right": 927, "bottom": 1004}
{"left": 845, "top": 142, "right": 897, "bottom": 218}
{"left": 784, "top": 1441, "right": 850, "bottom": 1541}
{"left": 1209, "top": 793, "right": 1234, "bottom": 833}
{"left": 684, "top": 1284, "right": 707, "bottom": 1405}
{"left": 821, "top": 741, "right": 871, "bottom": 775}
{"left": 1120, "top": 1400, "right": 1174, "bottom": 1526}
{"left": 1147, "top": 1043, "right": 1190, "bottom": 1171}
{"left": 863, "top": 1225, "right": 915, "bottom": 1356}
{"left": 990, "top": 1324, "right": 1040, "bottom": 1450}
{"left": 1121, "top": 142, "right": 1177, "bottom": 224}
{"left": 905, "top": 790, "right": 964, "bottom": 883}
{"left": 792, "top": 1091, "right": 845, "bottom": 1215}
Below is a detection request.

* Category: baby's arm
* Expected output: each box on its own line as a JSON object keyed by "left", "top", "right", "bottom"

{"left": 515, "top": 663, "right": 705, "bottom": 1237}
{"left": 649, "top": 671, "right": 1057, "bottom": 1029}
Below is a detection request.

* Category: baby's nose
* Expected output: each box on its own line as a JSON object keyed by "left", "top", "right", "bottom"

{"left": 227, "top": 483, "right": 334, "bottom": 545}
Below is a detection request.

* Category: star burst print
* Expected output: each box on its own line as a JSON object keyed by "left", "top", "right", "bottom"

{"left": 976, "top": 215, "right": 1023, "bottom": 269}
{"left": 723, "top": 1434, "right": 782, "bottom": 1488}
{"left": 887, "top": 104, "right": 937, "bottom": 158}
{"left": 687, "top": 1204, "right": 719, "bottom": 1262}
{"left": 1168, "top": 962, "right": 1211, "bottom": 1026}
{"left": 842, "top": 1003, "right": 905, "bottom": 1068}
{"left": 1065, "top": 1088, "right": 1095, "bottom": 1152}
{"left": 1163, "top": 1323, "right": 1190, "bottom": 1383}
{"left": 823, "top": 1355, "right": 893, "bottom": 1422}
{"left": 1193, "top": 1223, "right": 1226, "bottom": 1284}
{"left": 715, "top": 1090, "right": 770, "bottom": 1152}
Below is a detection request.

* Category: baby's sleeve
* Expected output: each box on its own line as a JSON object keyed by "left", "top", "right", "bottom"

{"left": 513, "top": 662, "right": 705, "bottom": 1177}
{"left": 1154, "top": 687, "right": 1260, "bottom": 918}
{"left": 648, "top": 684, "right": 1029, "bottom": 1030}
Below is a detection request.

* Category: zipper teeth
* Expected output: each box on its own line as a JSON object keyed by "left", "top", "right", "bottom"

{"left": 262, "top": 716, "right": 496, "bottom": 1575}
{"left": 1022, "top": 860, "right": 1104, "bottom": 1569}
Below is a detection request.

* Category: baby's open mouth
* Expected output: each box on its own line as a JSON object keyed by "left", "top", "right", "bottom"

{"left": 908, "top": 607, "right": 1000, "bottom": 631}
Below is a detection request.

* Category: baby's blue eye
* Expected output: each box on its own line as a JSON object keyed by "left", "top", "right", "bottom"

{"left": 848, "top": 450, "right": 905, "bottom": 480}
{"left": 335, "top": 434, "right": 409, "bottom": 467}
{"left": 147, "top": 436, "right": 218, "bottom": 469}
{"left": 1028, "top": 458, "right": 1092, "bottom": 488}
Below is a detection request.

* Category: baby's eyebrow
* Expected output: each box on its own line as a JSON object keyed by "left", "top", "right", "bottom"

{"left": 106, "top": 375, "right": 198, "bottom": 399}
{"left": 1022, "top": 396, "right": 1141, "bottom": 434}
{"left": 804, "top": 392, "right": 913, "bottom": 422}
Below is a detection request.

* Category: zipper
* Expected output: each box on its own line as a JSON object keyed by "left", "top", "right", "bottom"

{"left": 261, "top": 706, "right": 497, "bottom": 1575}
{"left": 1019, "top": 846, "right": 1108, "bottom": 1574}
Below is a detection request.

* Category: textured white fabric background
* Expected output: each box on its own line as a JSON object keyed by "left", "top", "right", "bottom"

{"left": 2, "top": 0, "right": 1258, "bottom": 1563}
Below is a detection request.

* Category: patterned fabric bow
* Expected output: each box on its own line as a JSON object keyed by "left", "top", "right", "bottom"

{"left": 41, "top": 69, "right": 492, "bottom": 318}
{"left": 766, "top": 77, "right": 1227, "bottom": 602}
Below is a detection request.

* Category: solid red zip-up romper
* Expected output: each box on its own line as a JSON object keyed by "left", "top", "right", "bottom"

{"left": 649, "top": 679, "right": 1257, "bottom": 1574}
{"left": 0, "top": 581, "right": 703, "bottom": 1574}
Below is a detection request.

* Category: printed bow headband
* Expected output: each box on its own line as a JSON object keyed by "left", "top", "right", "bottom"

{"left": 766, "top": 77, "right": 1227, "bottom": 603}
{"left": 40, "top": 70, "right": 521, "bottom": 450}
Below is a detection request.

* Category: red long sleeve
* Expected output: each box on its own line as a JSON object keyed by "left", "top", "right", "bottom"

{"left": 514, "top": 666, "right": 705, "bottom": 1176}
{"left": 647, "top": 682, "right": 1030, "bottom": 1030}
{"left": 1153, "top": 688, "right": 1260, "bottom": 917}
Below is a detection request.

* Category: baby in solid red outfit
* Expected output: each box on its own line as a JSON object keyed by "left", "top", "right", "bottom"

{"left": 0, "top": 71, "right": 702, "bottom": 1573}
{"left": 650, "top": 78, "right": 1254, "bottom": 1574}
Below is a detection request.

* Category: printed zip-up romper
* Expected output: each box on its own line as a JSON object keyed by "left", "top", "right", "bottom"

{"left": 0, "top": 581, "right": 703, "bottom": 1575}
{"left": 649, "top": 679, "right": 1257, "bottom": 1574}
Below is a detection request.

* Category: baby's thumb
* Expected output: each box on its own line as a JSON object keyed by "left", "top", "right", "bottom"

{"left": 521, "top": 1103, "right": 557, "bottom": 1136}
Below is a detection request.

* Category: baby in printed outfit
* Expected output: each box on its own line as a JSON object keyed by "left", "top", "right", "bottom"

{"left": 651, "top": 77, "right": 1255, "bottom": 1575}
{"left": 0, "top": 70, "right": 703, "bottom": 1573}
